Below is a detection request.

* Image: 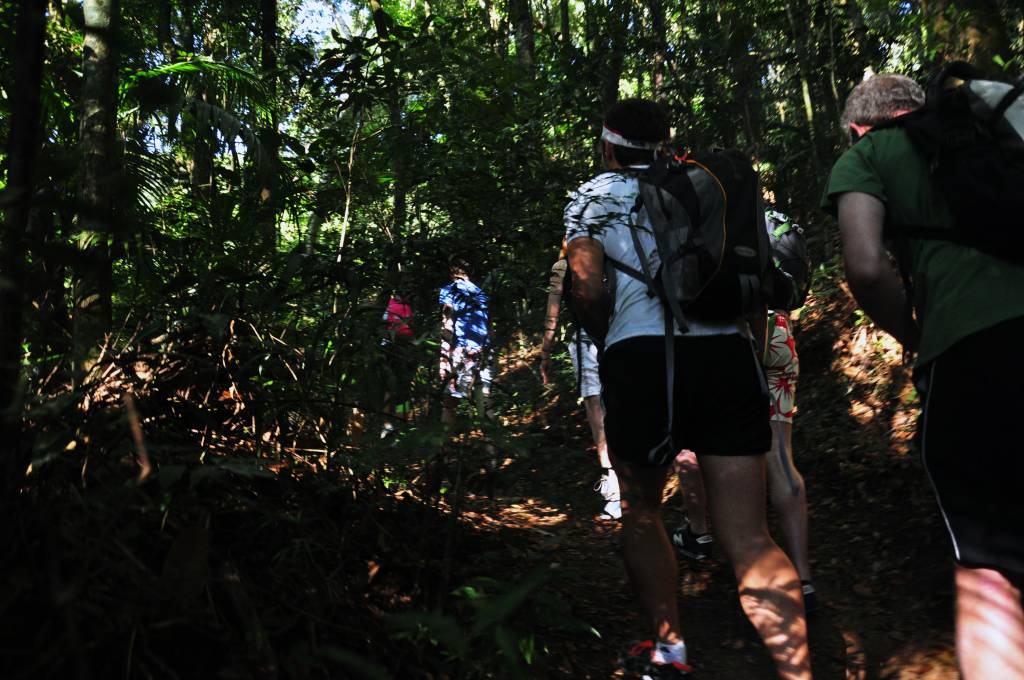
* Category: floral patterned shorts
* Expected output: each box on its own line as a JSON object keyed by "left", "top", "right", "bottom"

{"left": 764, "top": 313, "right": 798, "bottom": 423}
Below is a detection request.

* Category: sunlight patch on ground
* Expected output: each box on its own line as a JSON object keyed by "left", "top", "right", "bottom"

{"left": 835, "top": 323, "right": 918, "bottom": 450}
{"left": 848, "top": 399, "right": 879, "bottom": 425}
{"left": 461, "top": 498, "right": 571, "bottom": 532}
{"left": 496, "top": 499, "right": 570, "bottom": 528}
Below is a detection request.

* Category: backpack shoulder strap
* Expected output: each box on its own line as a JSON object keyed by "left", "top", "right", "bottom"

{"left": 606, "top": 254, "right": 648, "bottom": 283}
{"left": 929, "top": 61, "right": 984, "bottom": 100}
{"left": 989, "top": 77, "right": 1024, "bottom": 127}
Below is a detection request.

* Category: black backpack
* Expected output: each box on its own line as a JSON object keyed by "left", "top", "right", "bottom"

{"left": 608, "top": 149, "right": 795, "bottom": 330}
{"left": 887, "top": 61, "right": 1024, "bottom": 261}
{"left": 607, "top": 149, "right": 794, "bottom": 464}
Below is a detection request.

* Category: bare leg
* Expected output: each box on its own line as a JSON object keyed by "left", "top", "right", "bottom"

{"left": 613, "top": 455, "right": 682, "bottom": 644}
{"left": 700, "top": 453, "right": 812, "bottom": 680}
{"left": 765, "top": 420, "right": 812, "bottom": 581}
{"left": 584, "top": 395, "right": 612, "bottom": 469}
{"left": 674, "top": 449, "right": 709, "bottom": 535}
{"left": 956, "top": 565, "right": 1024, "bottom": 680}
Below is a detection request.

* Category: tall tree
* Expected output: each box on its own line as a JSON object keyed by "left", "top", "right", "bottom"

{"left": 73, "top": 0, "right": 120, "bottom": 379}
{"left": 559, "top": 0, "right": 570, "bottom": 41}
{"left": 369, "top": 0, "right": 409, "bottom": 245}
{"left": 509, "top": 0, "right": 536, "bottom": 72}
{"left": 599, "top": 0, "right": 630, "bottom": 114}
{"left": 257, "top": 0, "right": 280, "bottom": 249}
{"left": 646, "top": 0, "right": 667, "bottom": 101}
{"left": 157, "top": 0, "right": 173, "bottom": 61}
{"left": 0, "top": 0, "right": 47, "bottom": 474}
{"left": 785, "top": 0, "right": 823, "bottom": 179}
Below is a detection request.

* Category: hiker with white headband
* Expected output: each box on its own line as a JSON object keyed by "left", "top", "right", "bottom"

{"left": 565, "top": 98, "right": 812, "bottom": 679}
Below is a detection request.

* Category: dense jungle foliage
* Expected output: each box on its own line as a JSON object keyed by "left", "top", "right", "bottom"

{"left": 1, "top": 0, "right": 1021, "bottom": 677}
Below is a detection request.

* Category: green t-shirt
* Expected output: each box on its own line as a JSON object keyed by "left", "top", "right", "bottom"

{"left": 821, "top": 127, "right": 1024, "bottom": 366}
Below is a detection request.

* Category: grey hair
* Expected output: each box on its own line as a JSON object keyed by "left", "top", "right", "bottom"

{"left": 841, "top": 74, "right": 925, "bottom": 139}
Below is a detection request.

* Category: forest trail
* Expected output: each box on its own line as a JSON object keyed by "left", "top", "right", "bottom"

{"left": 456, "top": 290, "right": 960, "bottom": 679}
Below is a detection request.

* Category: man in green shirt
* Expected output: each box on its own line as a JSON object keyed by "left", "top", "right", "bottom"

{"left": 822, "top": 73, "right": 1024, "bottom": 679}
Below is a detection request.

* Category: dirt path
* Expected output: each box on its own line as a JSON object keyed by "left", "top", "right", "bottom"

{"left": 460, "top": 294, "right": 960, "bottom": 678}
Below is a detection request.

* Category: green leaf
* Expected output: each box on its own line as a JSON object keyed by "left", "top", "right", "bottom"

{"left": 386, "top": 612, "right": 469, "bottom": 658}
{"left": 470, "top": 568, "right": 549, "bottom": 636}
{"left": 493, "top": 625, "right": 530, "bottom": 679}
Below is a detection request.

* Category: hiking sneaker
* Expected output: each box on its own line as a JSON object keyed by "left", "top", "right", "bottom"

{"left": 594, "top": 469, "right": 620, "bottom": 502}
{"left": 602, "top": 499, "right": 622, "bottom": 520}
{"left": 670, "top": 524, "right": 713, "bottom": 562}
{"left": 619, "top": 640, "right": 693, "bottom": 679}
{"left": 801, "top": 581, "right": 819, "bottom": 614}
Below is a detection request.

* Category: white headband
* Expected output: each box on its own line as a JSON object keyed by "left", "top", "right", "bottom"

{"left": 601, "top": 125, "right": 663, "bottom": 150}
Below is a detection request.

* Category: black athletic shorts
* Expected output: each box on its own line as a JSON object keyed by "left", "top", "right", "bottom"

{"left": 918, "top": 316, "right": 1024, "bottom": 577}
{"left": 599, "top": 334, "right": 771, "bottom": 465}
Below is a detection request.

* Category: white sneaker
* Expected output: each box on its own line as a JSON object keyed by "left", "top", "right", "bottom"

{"left": 602, "top": 499, "right": 622, "bottom": 520}
{"left": 595, "top": 470, "right": 620, "bottom": 502}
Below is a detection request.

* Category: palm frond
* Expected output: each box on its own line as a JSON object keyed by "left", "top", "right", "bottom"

{"left": 122, "top": 140, "right": 176, "bottom": 212}
{"left": 121, "top": 56, "right": 274, "bottom": 126}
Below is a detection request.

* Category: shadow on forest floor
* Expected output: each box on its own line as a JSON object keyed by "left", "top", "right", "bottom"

{"left": 474, "top": 274, "right": 958, "bottom": 679}
{"left": 0, "top": 272, "right": 959, "bottom": 679}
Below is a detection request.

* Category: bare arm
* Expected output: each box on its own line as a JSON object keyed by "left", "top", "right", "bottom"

{"left": 540, "top": 287, "right": 561, "bottom": 384}
{"left": 837, "top": 192, "right": 920, "bottom": 350}
{"left": 567, "top": 237, "right": 611, "bottom": 346}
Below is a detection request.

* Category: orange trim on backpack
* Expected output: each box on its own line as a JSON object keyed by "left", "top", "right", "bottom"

{"left": 683, "top": 158, "right": 729, "bottom": 290}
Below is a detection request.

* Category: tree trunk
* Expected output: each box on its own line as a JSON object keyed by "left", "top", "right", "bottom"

{"left": 28, "top": 210, "right": 70, "bottom": 358}
{"left": 924, "top": 0, "right": 1012, "bottom": 76}
{"left": 158, "top": 0, "right": 173, "bottom": 60}
{"left": 559, "top": 0, "right": 570, "bottom": 41}
{"left": 0, "top": 0, "right": 46, "bottom": 477}
{"left": 184, "top": 0, "right": 195, "bottom": 52}
{"left": 305, "top": 212, "right": 324, "bottom": 256}
{"left": 647, "top": 0, "right": 667, "bottom": 101}
{"left": 480, "top": 0, "right": 507, "bottom": 55}
{"left": 844, "top": 0, "right": 882, "bottom": 76}
{"left": 73, "top": 0, "right": 119, "bottom": 380}
{"left": 600, "top": 0, "right": 630, "bottom": 114}
{"left": 185, "top": 3, "right": 213, "bottom": 194}
{"left": 509, "top": 0, "right": 535, "bottom": 73}
{"left": 720, "top": 4, "right": 761, "bottom": 151}
{"left": 369, "top": 0, "right": 409, "bottom": 240}
{"left": 257, "top": 0, "right": 279, "bottom": 250}
{"left": 784, "top": 0, "right": 823, "bottom": 178}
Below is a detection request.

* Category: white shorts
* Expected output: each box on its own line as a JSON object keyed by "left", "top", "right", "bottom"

{"left": 567, "top": 332, "right": 602, "bottom": 398}
{"left": 445, "top": 345, "right": 493, "bottom": 399}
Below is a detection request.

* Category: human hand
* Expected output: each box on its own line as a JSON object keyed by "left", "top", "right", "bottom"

{"left": 540, "top": 355, "right": 553, "bottom": 384}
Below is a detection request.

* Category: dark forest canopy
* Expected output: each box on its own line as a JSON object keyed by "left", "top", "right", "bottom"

{"left": 0, "top": 0, "right": 1021, "bottom": 677}
{"left": 1, "top": 0, "right": 1021, "bottom": 405}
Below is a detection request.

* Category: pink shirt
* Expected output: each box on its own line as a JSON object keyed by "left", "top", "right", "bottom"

{"left": 384, "top": 298, "right": 414, "bottom": 340}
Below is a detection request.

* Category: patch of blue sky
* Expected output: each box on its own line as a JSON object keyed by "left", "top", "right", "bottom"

{"left": 295, "top": 0, "right": 355, "bottom": 44}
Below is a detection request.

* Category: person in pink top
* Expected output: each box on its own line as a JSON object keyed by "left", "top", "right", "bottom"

{"left": 384, "top": 296, "right": 414, "bottom": 341}
{"left": 380, "top": 295, "right": 416, "bottom": 436}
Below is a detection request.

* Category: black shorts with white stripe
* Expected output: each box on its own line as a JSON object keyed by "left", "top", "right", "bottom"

{"left": 919, "top": 315, "right": 1024, "bottom": 578}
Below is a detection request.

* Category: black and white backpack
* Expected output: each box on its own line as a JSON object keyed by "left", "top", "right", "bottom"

{"left": 887, "top": 61, "right": 1024, "bottom": 262}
